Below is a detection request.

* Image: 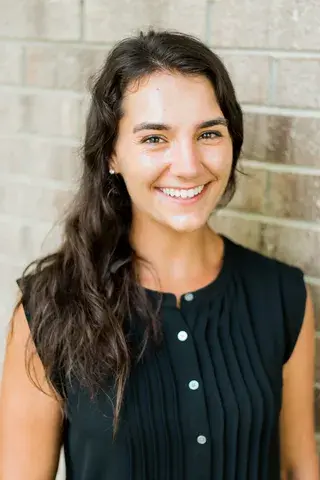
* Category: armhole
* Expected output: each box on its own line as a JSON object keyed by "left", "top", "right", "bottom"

{"left": 15, "top": 276, "right": 65, "bottom": 400}
{"left": 278, "top": 264, "right": 307, "bottom": 365}
{"left": 16, "top": 277, "right": 31, "bottom": 323}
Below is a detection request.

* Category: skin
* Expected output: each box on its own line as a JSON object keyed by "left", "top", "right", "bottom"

{"left": 112, "top": 72, "right": 232, "bottom": 298}
{"left": 0, "top": 71, "right": 318, "bottom": 479}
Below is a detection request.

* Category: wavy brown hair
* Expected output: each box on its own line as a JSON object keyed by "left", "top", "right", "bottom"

{"left": 15, "top": 29, "right": 243, "bottom": 434}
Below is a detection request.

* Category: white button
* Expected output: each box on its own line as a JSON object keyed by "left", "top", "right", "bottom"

{"left": 177, "top": 331, "right": 188, "bottom": 341}
{"left": 184, "top": 293, "right": 194, "bottom": 301}
{"left": 189, "top": 380, "right": 199, "bottom": 390}
{"left": 197, "top": 435, "right": 207, "bottom": 445}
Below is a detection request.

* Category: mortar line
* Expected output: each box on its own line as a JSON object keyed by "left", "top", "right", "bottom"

{"left": 0, "top": 84, "right": 83, "bottom": 98}
{"left": 0, "top": 214, "right": 56, "bottom": 227}
{"left": 211, "top": 47, "right": 320, "bottom": 58}
{"left": 242, "top": 104, "right": 320, "bottom": 118}
{"left": 0, "top": 132, "right": 80, "bottom": 145}
{"left": 304, "top": 276, "right": 320, "bottom": 286}
{"left": 267, "top": 56, "right": 278, "bottom": 105}
{"left": 216, "top": 209, "right": 320, "bottom": 231}
{"left": 204, "top": 0, "right": 213, "bottom": 45}
{"left": 21, "top": 44, "right": 27, "bottom": 86}
{"left": 240, "top": 159, "right": 320, "bottom": 176}
{"left": 80, "top": 0, "right": 85, "bottom": 41}
{"left": 0, "top": 173, "right": 76, "bottom": 191}
{"left": 1, "top": 37, "right": 320, "bottom": 58}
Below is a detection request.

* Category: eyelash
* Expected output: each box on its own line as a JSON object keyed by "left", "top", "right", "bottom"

{"left": 141, "top": 131, "right": 222, "bottom": 144}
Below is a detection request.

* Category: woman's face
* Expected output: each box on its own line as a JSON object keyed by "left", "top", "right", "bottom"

{"left": 111, "top": 71, "right": 233, "bottom": 233}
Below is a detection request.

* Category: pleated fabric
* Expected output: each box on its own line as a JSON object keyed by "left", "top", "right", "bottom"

{"left": 21, "top": 235, "right": 307, "bottom": 480}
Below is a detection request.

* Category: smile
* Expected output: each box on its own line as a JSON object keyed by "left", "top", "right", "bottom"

{"left": 159, "top": 185, "right": 205, "bottom": 199}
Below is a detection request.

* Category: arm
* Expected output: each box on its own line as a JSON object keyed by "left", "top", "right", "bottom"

{"left": 0, "top": 304, "right": 63, "bottom": 480}
{"left": 280, "top": 285, "right": 319, "bottom": 479}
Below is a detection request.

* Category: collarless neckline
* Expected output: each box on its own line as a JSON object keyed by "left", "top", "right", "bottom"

{"left": 142, "top": 234, "right": 233, "bottom": 308}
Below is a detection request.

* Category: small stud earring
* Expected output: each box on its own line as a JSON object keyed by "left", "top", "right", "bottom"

{"left": 109, "top": 168, "right": 115, "bottom": 175}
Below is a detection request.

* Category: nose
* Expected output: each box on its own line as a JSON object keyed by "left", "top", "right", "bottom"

{"left": 170, "top": 140, "right": 202, "bottom": 179}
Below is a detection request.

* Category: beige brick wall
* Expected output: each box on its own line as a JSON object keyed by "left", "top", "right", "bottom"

{"left": 0, "top": 0, "right": 319, "bottom": 474}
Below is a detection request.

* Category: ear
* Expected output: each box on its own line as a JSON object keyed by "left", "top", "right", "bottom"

{"left": 109, "top": 153, "right": 119, "bottom": 174}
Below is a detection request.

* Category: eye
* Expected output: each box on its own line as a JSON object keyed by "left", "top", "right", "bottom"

{"left": 141, "top": 135, "right": 165, "bottom": 144}
{"left": 199, "top": 131, "right": 222, "bottom": 140}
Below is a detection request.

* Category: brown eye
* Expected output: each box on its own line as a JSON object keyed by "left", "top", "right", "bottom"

{"left": 142, "top": 135, "right": 165, "bottom": 144}
{"left": 199, "top": 131, "right": 222, "bottom": 140}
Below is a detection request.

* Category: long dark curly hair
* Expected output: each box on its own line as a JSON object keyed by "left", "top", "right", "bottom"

{"left": 15, "top": 29, "right": 243, "bottom": 434}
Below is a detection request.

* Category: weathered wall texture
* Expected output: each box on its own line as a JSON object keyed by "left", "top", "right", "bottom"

{"left": 0, "top": 0, "right": 319, "bottom": 473}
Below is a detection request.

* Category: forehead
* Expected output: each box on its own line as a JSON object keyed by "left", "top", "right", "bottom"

{"left": 120, "top": 72, "right": 223, "bottom": 127}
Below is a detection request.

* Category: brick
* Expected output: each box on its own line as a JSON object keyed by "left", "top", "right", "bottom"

{"left": 243, "top": 114, "right": 320, "bottom": 167}
{"left": 0, "top": 91, "right": 24, "bottom": 133}
{"left": 25, "top": 45, "right": 107, "bottom": 92}
{"left": 218, "top": 54, "right": 270, "bottom": 104}
{"left": 156, "top": 0, "right": 207, "bottom": 40}
{"left": 228, "top": 167, "right": 268, "bottom": 213}
{"left": 309, "top": 284, "right": 320, "bottom": 332}
{"left": 0, "top": 220, "right": 62, "bottom": 266}
{"left": 0, "top": 137, "right": 81, "bottom": 182}
{"left": 208, "top": 0, "right": 320, "bottom": 50}
{"left": 0, "top": 0, "right": 81, "bottom": 40}
{"left": 260, "top": 225, "right": 320, "bottom": 278}
{"left": 84, "top": 0, "right": 207, "bottom": 43}
{"left": 0, "top": 182, "right": 72, "bottom": 222}
{"left": 209, "top": 214, "right": 262, "bottom": 250}
{"left": 208, "top": 0, "right": 268, "bottom": 48}
{"left": 0, "top": 262, "right": 24, "bottom": 292}
{"left": 265, "top": 173, "right": 320, "bottom": 222}
{"left": 267, "top": 1, "right": 320, "bottom": 50}
{"left": 0, "top": 43, "right": 23, "bottom": 85}
{"left": 273, "top": 59, "right": 320, "bottom": 109}
{"left": 21, "top": 93, "right": 82, "bottom": 138}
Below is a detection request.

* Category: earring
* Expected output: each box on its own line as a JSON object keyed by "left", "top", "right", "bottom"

{"left": 109, "top": 168, "right": 115, "bottom": 175}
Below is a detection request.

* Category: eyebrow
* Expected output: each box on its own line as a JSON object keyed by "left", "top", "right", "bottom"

{"left": 132, "top": 117, "right": 228, "bottom": 134}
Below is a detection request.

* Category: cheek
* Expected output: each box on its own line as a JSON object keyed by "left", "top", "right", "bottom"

{"left": 204, "top": 142, "right": 233, "bottom": 176}
{"left": 119, "top": 154, "right": 162, "bottom": 194}
{"left": 120, "top": 149, "right": 168, "bottom": 186}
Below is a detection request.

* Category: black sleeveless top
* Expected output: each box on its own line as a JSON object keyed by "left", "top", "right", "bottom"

{"left": 19, "top": 235, "right": 306, "bottom": 480}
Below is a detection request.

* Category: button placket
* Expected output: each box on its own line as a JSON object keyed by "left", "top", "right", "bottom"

{"left": 165, "top": 308, "right": 210, "bottom": 472}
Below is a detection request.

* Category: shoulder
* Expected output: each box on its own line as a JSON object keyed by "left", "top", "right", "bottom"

{"left": 224, "top": 235, "right": 307, "bottom": 364}
{"left": 225, "top": 235, "right": 305, "bottom": 286}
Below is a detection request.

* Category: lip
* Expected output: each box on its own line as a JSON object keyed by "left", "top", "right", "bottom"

{"left": 155, "top": 182, "right": 210, "bottom": 205}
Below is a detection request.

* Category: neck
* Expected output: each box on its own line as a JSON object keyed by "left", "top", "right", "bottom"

{"left": 130, "top": 214, "right": 223, "bottom": 295}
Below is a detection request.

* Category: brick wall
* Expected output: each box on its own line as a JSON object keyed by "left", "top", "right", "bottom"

{"left": 0, "top": 0, "right": 319, "bottom": 474}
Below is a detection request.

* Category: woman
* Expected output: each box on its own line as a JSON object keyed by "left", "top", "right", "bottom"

{"left": 0, "top": 30, "right": 318, "bottom": 480}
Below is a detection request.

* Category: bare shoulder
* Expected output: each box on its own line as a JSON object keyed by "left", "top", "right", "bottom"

{"left": 0, "top": 301, "right": 63, "bottom": 479}
{"left": 280, "top": 286, "right": 319, "bottom": 478}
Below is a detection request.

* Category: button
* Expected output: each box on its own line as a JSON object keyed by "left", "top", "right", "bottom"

{"left": 189, "top": 380, "right": 199, "bottom": 390}
{"left": 177, "top": 331, "right": 188, "bottom": 341}
{"left": 197, "top": 435, "right": 207, "bottom": 445}
{"left": 184, "top": 293, "right": 194, "bottom": 301}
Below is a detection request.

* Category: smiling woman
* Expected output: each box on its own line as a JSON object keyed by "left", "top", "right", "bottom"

{"left": 0, "top": 29, "right": 318, "bottom": 480}
{"left": 111, "top": 72, "right": 234, "bottom": 234}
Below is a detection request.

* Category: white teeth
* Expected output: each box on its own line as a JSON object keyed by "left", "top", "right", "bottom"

{"left": 160, "top": 185, "right": 205, "bottom": 199}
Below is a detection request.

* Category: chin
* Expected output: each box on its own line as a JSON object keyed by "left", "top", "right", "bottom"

{"left": 165, "top": 215, "right": 208, "bottom": 233}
